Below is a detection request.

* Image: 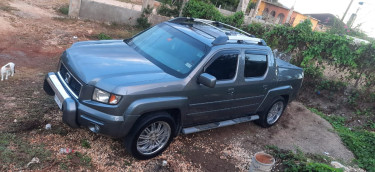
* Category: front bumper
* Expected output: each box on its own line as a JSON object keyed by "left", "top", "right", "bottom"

{"left": 43, "top": 72, "right": 134, "bottom": 138}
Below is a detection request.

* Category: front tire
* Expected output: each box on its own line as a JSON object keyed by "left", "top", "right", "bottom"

{"left": 255, "top": 96, "right": 286, "bottom": 128}
{"left": 124, "top": 112, "right": 176, "bottom": 160}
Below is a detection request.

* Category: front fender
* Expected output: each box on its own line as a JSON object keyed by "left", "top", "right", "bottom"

{"left": 121, "top": 96, "right": 189, "bottom": 136}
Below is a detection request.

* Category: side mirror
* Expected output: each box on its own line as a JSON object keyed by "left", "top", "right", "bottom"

{"left": 198, "top": 73, "right": 216, "bottom": 88}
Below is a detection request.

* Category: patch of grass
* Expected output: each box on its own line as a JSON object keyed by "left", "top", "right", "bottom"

{"left": 123, "top": 160, "right": 132, "bottom": 166}
{"left": 67, "top": 151, "right": 92, "bottom": 167}
{"left": 80, "top": 139, "right": 91, "bottom": 149}
{"left": 309, "top": 108, "right": 375, "bottom": 171}
{"left": 75, "top": 152, "right": 92, "bottom": 167}
{"left": 0, "top": 133, "right": 51, "bottom": 170}
{"left": 266, "top": 145, "right": 343, "bottom": 172}
{"left": 58, "top": 4, "right": 69, "bottom": 15}
{"left": 59, "top": 162, "right": 68, "bottom": 171}
{"left": 97, "top": 33, "right": 112, "bottom": 40}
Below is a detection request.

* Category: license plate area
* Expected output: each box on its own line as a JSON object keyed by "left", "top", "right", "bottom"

{"left": 54, "top": 94, "right": 63, "bottom": 109}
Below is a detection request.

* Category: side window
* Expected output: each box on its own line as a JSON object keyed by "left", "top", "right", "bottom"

{"left": 205, "top": 52, "right": 239, "bottom": 80}
{"left": 244, "top": 53, "right": 268, "bottom": 77}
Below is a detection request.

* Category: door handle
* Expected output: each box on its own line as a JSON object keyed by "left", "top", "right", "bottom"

{"left": 227, "top": 88, "right": 235, "bottom": 95}
{"left": 263, "top": 85, "right": 268, "bottom": 90}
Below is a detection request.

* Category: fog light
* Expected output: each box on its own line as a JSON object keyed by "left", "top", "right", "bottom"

{"left": 88, "top": 124, "right": 100, "bottom": 133}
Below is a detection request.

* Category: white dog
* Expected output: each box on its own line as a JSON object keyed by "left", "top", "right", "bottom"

{"left": 1, "top": 62, "right": 15, "bottom": 81}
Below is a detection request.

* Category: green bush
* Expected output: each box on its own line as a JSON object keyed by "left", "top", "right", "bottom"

{"left": 316, "top": 79, "right": 348, "bottom": 91}
{"left": 136, "top": 5, "right": 153, "bottom": 29}
{"left": 243, "top": 22, "right": 270, "bottom": 38}
{"left": 97, "top": 33, "right": 112, "bottom": 40}
{"left": 242, "top": 20, "right": 375, "bottom": 91}
{"left": 157, "top": 3, "right": 179, "bottom": 17}
{"left": 183, "top": 0, "right": 244, "bottom": 27}
{"left": 58, "top": 4, "right": 69, "bottom": 15}
{"left": 157, "top": 0, "right": 181, "bottom": 17}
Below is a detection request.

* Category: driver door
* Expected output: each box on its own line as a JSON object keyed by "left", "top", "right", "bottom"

{"left": 186, "top": 50, "right": 240, "bottom": 125}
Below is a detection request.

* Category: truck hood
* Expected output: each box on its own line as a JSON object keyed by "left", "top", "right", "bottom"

{"left": 62, "top": 40, "right": 178, "bottom": 90}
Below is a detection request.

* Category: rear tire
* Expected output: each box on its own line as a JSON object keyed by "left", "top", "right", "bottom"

{"left": 255, "top": 96, "right": 286, "bottom": 128}
{"left": 124, "top": 112, "right": 176, "bottom": 160}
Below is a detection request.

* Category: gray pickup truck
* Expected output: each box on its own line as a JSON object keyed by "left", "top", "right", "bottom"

{"left": 43, "top": 18, "right": 303, "bottom": 159}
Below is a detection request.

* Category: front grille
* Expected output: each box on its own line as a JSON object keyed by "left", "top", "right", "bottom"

{"left": 59, "top": 64, "right": 82, "bottom": 97}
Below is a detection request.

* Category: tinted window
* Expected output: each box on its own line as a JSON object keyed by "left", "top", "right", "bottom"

{"left": 244, "top": 53, "right": 268, "bottom": 77}
{"left": 205, "top": 53, "right": 238, "bottom": 80}
{"left": 129, "top": 24, "right": 209, "bottom": 78}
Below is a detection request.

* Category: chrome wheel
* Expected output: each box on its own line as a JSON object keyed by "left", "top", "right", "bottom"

{"left": 136, "top": 121, "right": 171, "bottom": 155}
{"left": 266, "top": 101, "right": 284, "bottom": 124}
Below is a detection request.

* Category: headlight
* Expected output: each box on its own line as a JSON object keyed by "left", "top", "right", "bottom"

{"left": 92, "top": 88, "right": 121, "bottom": 104}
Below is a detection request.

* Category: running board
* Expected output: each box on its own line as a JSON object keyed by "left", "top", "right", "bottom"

{"left": 182, "top": 115, "right": 259, "bottom": 134}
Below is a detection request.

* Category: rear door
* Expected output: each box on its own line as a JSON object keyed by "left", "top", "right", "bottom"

{"left": 233, "top": 49, "right": 274, "bottom": 115}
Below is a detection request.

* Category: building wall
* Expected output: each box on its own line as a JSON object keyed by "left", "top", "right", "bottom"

{"left": 290, "top": 12, "right": 319, "bottom": 30}
{"left": 255, "top": 1, "right": 266, "bottom": 16}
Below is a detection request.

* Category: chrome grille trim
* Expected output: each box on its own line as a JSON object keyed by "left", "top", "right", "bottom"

{"left": 57, "top": 63, "right": 83, "bottom": 99}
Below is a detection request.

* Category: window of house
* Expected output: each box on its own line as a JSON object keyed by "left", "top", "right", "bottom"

{"left": 244, "top": 53, "right": 268, "bottom": 78}
{"left": 205, "top": 52, "right": 239, "bottom": 80}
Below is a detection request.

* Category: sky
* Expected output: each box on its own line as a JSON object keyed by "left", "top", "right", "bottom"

{"left": 277, "top": 0, "right": 375, "bottom": 38}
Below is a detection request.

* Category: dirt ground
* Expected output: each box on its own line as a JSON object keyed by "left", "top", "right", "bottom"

{"left": 0, "top": 0, "right": 355, "bottom": 171}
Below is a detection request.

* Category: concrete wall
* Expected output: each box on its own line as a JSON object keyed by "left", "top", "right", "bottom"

{"left": 218, "top": 8, "right": 235, "bottom": 16}
{"left": 69, "top": 0, "right": 81, "bottom": 18}
{"left": 78, "top": 0, "right": 170, "bottom": 26}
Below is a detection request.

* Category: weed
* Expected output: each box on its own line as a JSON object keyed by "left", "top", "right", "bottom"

{"left": 124, "top": 160, "right": 132, "bottom": 166}
{"left": 316, "top": 79, "right": 347, "bottom": 92}
{"left": 80, "top": 139, "right": 91, "bottom": 149}
{"left": 58, "top": 4, "right": 69, "bottom": 15}
{"left": 66, "top": 151, "right": 92, "bottom": 167}
{"left": 355, "top": 108, "right": 372, "bottom": 116}
{"left": 97, "top": 33, "right": 112, "bottom": 40}
{"left": 59, "top": 162, "right": 68, "bottom": 171}
{"left": 309, "top": 108, "right": 375, "bottom": 171}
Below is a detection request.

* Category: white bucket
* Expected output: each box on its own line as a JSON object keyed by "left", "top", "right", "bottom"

{"left": 249, "top": 152, "right": 275, "bottom": 172}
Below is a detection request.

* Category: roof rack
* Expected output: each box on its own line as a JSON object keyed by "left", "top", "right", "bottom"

{"left": 169, "top": 17, "right": 267, "bottom": 46}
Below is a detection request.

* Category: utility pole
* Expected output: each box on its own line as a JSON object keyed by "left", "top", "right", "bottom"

{"left": 252, "top": 0, "right": 262, "bottom": 17}
{"left": 347, "top": 2, "right": 364, "bottom": 28}
{"left": 285, "top": 0, "right": 296, "bottom": 24}
{"left": 341, "top": 0, "right": 354, "bottom": 21}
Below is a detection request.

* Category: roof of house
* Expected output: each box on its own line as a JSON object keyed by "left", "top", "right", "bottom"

{"left": 263, "top": 0, "right": 290, "bottom": 10}
{"left": 304, "top": 13, "right": 339, "bottom": 26}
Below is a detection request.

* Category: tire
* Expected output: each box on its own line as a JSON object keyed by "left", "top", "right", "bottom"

{"left": 124, "top": 112, "right": 176, "bottom": 160}
{"left": 255, "top": 96, "right": 286, "bottom": 128}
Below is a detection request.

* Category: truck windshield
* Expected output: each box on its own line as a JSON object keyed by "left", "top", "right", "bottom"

{"left": 128, "top": 23, "right": 209, "bottom": 78}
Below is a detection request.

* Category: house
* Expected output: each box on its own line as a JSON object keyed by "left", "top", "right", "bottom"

{"left": 304, "top": 13, "right": 339, "bottom": 32}
{"left": 251, "top": 0, "right": 319, "bottom": 30}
